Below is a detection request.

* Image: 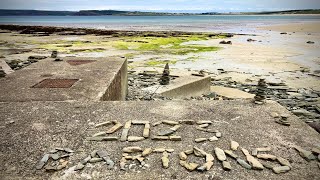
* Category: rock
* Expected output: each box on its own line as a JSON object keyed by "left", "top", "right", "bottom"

{"left": 216, "top": 132, "right": 222, "bottom": 138}
{"left": 153, "top": 121, "right": 162, "bottom": 126}
{"left": 166, "top": 149, "right": 175, "bottom": 153}
{"left": 247, "top": 155, "right": 264, "bottom": 170}
{"left": 261, "top": 161, "right": 275, "bottom": 169}
{"left": 224, "top": 150, "right": 238, "bottom": 159}
{"left": 194, "top": 147, "right": 207, "bottom": 157}
{"left": 54, "top": 58, "right": 63, "bottom": 62}
{"left": 120, "top": 158, "right": 126, "bottom": 170}
{"left": 241, "top": 148, "right": 250, "bottom": 156}
{"left": 87, "top": 136, "right": 118, "bottom": 141}
{"left": 143, "top": 127, "right": 150, "bottom": 138}
{"left": 169, "top": 136, "right": 182, "bottom": 141}
{"left": 142, "top": 148, "right": 152, "bottom": 157}
{"left": 158, "top": 129, "right": 175, "bottom": 136}
{"left": 153, "top": 148, "right": 166, "bottom": 153}
{"left": 81, "top": 155, "right": 91, "bottom": 165}
{"left": 199, "top": 124, "right": 209, "bottom": 128}
{"left": 272, "top": 166, "right": 290, "bottom": 174}
{"left": 280, "top": 32, "right": 287, "bottom": 35}
{"left": 170, "top": 125, "right": 181, "bottom": 131}
{"left": 28, "top": 55, "right": 47, "bottom": 60}
{"left": 219, "top": 40, "right": 232, "bottom": 45}
{"left": 257, "top": 154, "right": 277, "bottom": 161}
{"left": 123, "top": 147, "right": 143, "bottom": 153}
{"left": 214, "top": 148, "right": 227, "bottom": 161}
{"left": 231, "top": 141, "right": 239, "bottom": 151}
{"left": 160, "top": 63, "right": 170, "bottom": 85}
{"left": 237, "top": 158, "right": 252, "bottom": 169}
{"left": 162, "top": 120, "right": 179, "bottom": 125}
{"left": 277, "top": 157, "right": 292, "bottom": 168}
{"left": 161, "top": 152, "right": 169, "bottom": 168}
{"left": 89, "top": 158, "right": 103, "bottom": 163}
{"left": 93, "top": 131, "right": 107, "bottom": 137}
{"left": 251, "top": 149, "right": 258, "bottom": 156}
{"left": 311, "top": 147, "right": 320, "bottom": 155}
{"left": 206, "top": 153, "right": 214, "bottom": 162}
{"left": 57, "top": 161, "right": 68, "bottom": 170}
{"left": 209, "top": 136, "right": 218, "bottom": 141}
{"left": 204, "top": 161, "right": 214, "bottom": 170}
{"left": 180, "top": 161, "right": 199, "bottom": 171}
{"left": 75, "top": 163, "right": 85, "bottom": 171}
{"left": 106, "top": 123, "right": 123, "bottom": 134}
{"left": 306, "top": 41, "right": 315, "bottom": 44}
{"left": 179, "top": 152, "right": 187, "bottom": 160}
{"left": 184, "top": 149, "right": 193, "bottom": 155}
{"left": 131, "top": 120, "right": 149, "bottom": 125}
{"left": 124, "top": 120, "right": 132, "bottom": 128}
{"left": 247, "top": 38, "right": 257, "bottom": 42}
{"left": 222, "top": 161, "right": 232, "bottom": 171}
{"left": 95, "top": 121, "right": 112, "bottom": 128}
{"left": 197, "top": 165, "right": 207, "bottom": 172}
{"left": 179, "top": 120, "right": 195, "bottom": 125}
{"left": 294, "top": 146, "right": 316, "bottom": 161}
{"left": 195, "top": 138, "right": 207, "bottom": 143}
{"left": 152, "top": 136, "right": 169, "bottom": 140}
{"left": 128, "top": 136, "right": 145, "bottom": 142}
{"left": 196, "top": 120, "right": 212, "bottom": 125}
{"left": 36, "top": 154, "right": 50, "bottom": 170}
{"left": 51, "top": 51, "right": 58, "bottom": 58}
{"left": 120, "top": 129, "right": 129, "bottom": 141}
{"left": 254, "top": 79, "right": 267, "bottom": 104}
{"left": 51, "top": 153, "right": 60, "bottom": 160}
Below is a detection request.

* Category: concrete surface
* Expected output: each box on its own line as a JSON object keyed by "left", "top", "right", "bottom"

{"left": 0, "top": 57, "right": 128, "bottom": 102}
{"left": 0, "top": 59, "right": 14, "bottom": 74}
{"left": 143, "top": 76, "right": 211, "bottom": 99}
{"left": 0, "top": 100, "right": 319, "bottom": 180}
{"left": 211, "top": 86, "right": 255, "bottom": 99}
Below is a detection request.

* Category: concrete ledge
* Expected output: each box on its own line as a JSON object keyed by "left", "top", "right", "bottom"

{"left": 143, "top": 76, "right": 211, "bottom": 99}
{"left": 0, "top": 57, "right": 128, "bottom": 102}
{"left": 0, "top": 100, "right": 319, "bottom": 179}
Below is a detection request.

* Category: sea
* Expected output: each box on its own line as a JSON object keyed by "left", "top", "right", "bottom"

{"left": 0, "top": 15, "right": 319, "bottom": 33}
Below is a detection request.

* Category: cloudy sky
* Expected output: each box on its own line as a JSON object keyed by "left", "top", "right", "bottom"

{"left": 1, "top": 0, "right": 320, "bottom": 12}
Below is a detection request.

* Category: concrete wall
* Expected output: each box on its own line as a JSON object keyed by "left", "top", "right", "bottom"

{"left": 101, "top": 59, "right": 128, "bottom": 101}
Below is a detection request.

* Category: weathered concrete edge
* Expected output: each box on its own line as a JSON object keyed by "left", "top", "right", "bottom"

{"left": 100, "top": 58, "right": 128, "bottom": 101}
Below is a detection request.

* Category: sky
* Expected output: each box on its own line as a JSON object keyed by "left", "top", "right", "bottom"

{"left": 1, "top": 0, "right": 320, "bottom": 12}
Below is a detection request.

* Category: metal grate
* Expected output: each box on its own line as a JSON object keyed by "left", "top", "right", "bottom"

{"left": 32, "top": 79, "right": 78, "bottom": 88}
{"left": 67, "top": 60, "right": 96, "bottom": 66}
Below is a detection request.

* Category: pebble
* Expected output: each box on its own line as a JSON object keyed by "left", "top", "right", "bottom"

{"left": 277, "top": 157, "right": 292, "bottom": 168}
{"left": 87, "top": 136, "right": 118, "bottom": 141}
{"left": 261, "top": 161, "right": 274, "bottom": 169}
{"left": 153, "top": 121, "right": 162, "bottom": 126}
{"left": 169, "top": 136, "right": 182, "bottom": 141}
{"left": 95, "top": 121, "right": 112, "bottom": 128}
{"left": 75, "top": 163, "right": 85, "bottom": 171}
{"left": 36, "top": 154, "right": 50, "bottom": 170}
{"left": 252, "top": 149, "right": 258, "bottom": 156}
{"left": 294, "top": 146, "right": 317, "bottom": 161}
{"left": 179, "top": 120, "right": 195, "bottom": 125}
{"left": 124, "top": 120, "right": 132, "bottom": 129}
{"left": 170, "top": 125, "right": 181, "bottom": 131}
{"left": 158, "top": 129, "right": 175, "bottom": 136}
{"left": 93, "top": 132, "right": 107, "bottom": 137}
{"left": 216, "top": 132, "right": 222, "bottom": 138}
{"left": 120, "top": 129, "right": 129, "bottom": 141}
{"left": 90, "top": 150, "right": 98, "bottom": 158}
{"left": 241, "top": 148, "right": 250, "bottom": 156}
{"left": 142, "top": 148, "right": 152, "bottom": 157}
{"left": 311, "top": 147, "right": 320, "bottom": 155}
{"left": 51, "top": 153, "right": 60, "bottom": 160}
{"left": 204, "top": 161, "right": 214, "bottom": 170}
{"left": 206, "top": 153, "right": 214, "bottom": 162}
{"left": 256, "top": 147, "right": 271, "bottom": 152}
{"left": 214, "top": 148, "right": 226, "bottom": 161}
{"left": 154, "top": 148, "right": 166, "bottom": 153}
{"left": 179, "top": 152, "right": 187, "bottom": 160}
{"left": 180, "top": 161, "right": 199, "bottom": 171}
{"left": 161, "top": 152, "right": 169, "bottom": 168}
{"left": 272, "top": 166, "right": 290, "bottom": 174}
{"left": 143, "top": 127, "right": 150, "bottom": 138}
{"left": 123, "top": 147, "right": 143, "bottom": 153}
{"left": 81, "top": 155, "right": 91, "bottom": 165}
{"left": 199, "top": 124, "right": 209, "bottom": 128}
{"left": 196, "top": 120, "right": 212, "bottom": 125}
{"left": 162, "top": 120, "right": 179, "bottom": 125}
{"left": 152, "top": 136, "right": 169, "bottom": 140}
{"left": 231, "top": 141, "right": 239, "bottom": 151}
{"left": 49, "top": 149, "right": 58, "bottom": 154}
{"left": 209, "top": 136, "right": 218, "bottom": 141}
{"left": 247, "top": 155, "right": 264, "bottom": 170}
{"left": 257, "top": 154, "right": 277, "bottom": 161}
{"left": 89, "top": 158, "right": 103, "bottom": 163}
{"left": 127, "top": 136, "right": 145, "bottom": 142}
{"left": 224, "top": 150, "right": 238, "bottom": 159}
{"left": 132, "top": 120, "right": 149, "bottom": 125}
{"left": 184, "top": 149, "right": 193, "bottom": 155}
{"left": 195, "top": 138, "right": 207, "bottom": 143}
{"left": 237, "top": 158, "right": 252, "bottom": 169}
{"left": 57, "top": 161, "right": 68, "bottom": 170}
{"left": 166, "top": 149, "right": 175, "bottom": 153}
{"left": 194, "top": 147, "right": 207, "bottom": 157}
{"left": 120, "top": 158, "right": 126, "bottom": 170}
{"left": 222, "top": 161, "right": 232, "bottom": 171}
{"left": 106, "top": 123, "right": 123, "bottom": 134}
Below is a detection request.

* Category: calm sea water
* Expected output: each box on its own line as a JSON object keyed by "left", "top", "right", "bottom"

{"left": 0, "top": 15, "right": 319, "bottom": 32}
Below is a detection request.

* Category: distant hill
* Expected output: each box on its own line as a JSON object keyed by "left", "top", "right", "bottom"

{"left": 0, "top": 9, "right": 319, "bottom": 16}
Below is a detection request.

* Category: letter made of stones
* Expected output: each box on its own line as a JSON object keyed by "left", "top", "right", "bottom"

{"left": 151, "top": 120, "right": 182, "bottom": 141}
{"left": 121, "top": 120, "right": 150, "bottom": 142}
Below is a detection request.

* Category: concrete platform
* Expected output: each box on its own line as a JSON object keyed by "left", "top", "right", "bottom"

{"left": 0, "top": 57, "right": 128, "bottom": 101}
{"left": 0, "top": 100, "right": 319, "bottom": 180}
{"left": 0, "top": 59, "right": 14, "bottom": 74}
{"left": 143, "top": 76, "right": 211, "bottom": 99}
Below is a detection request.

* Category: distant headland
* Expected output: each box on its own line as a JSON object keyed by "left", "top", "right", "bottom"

{"left": 0, "top": 9, "right": 319, "bottom": 16}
